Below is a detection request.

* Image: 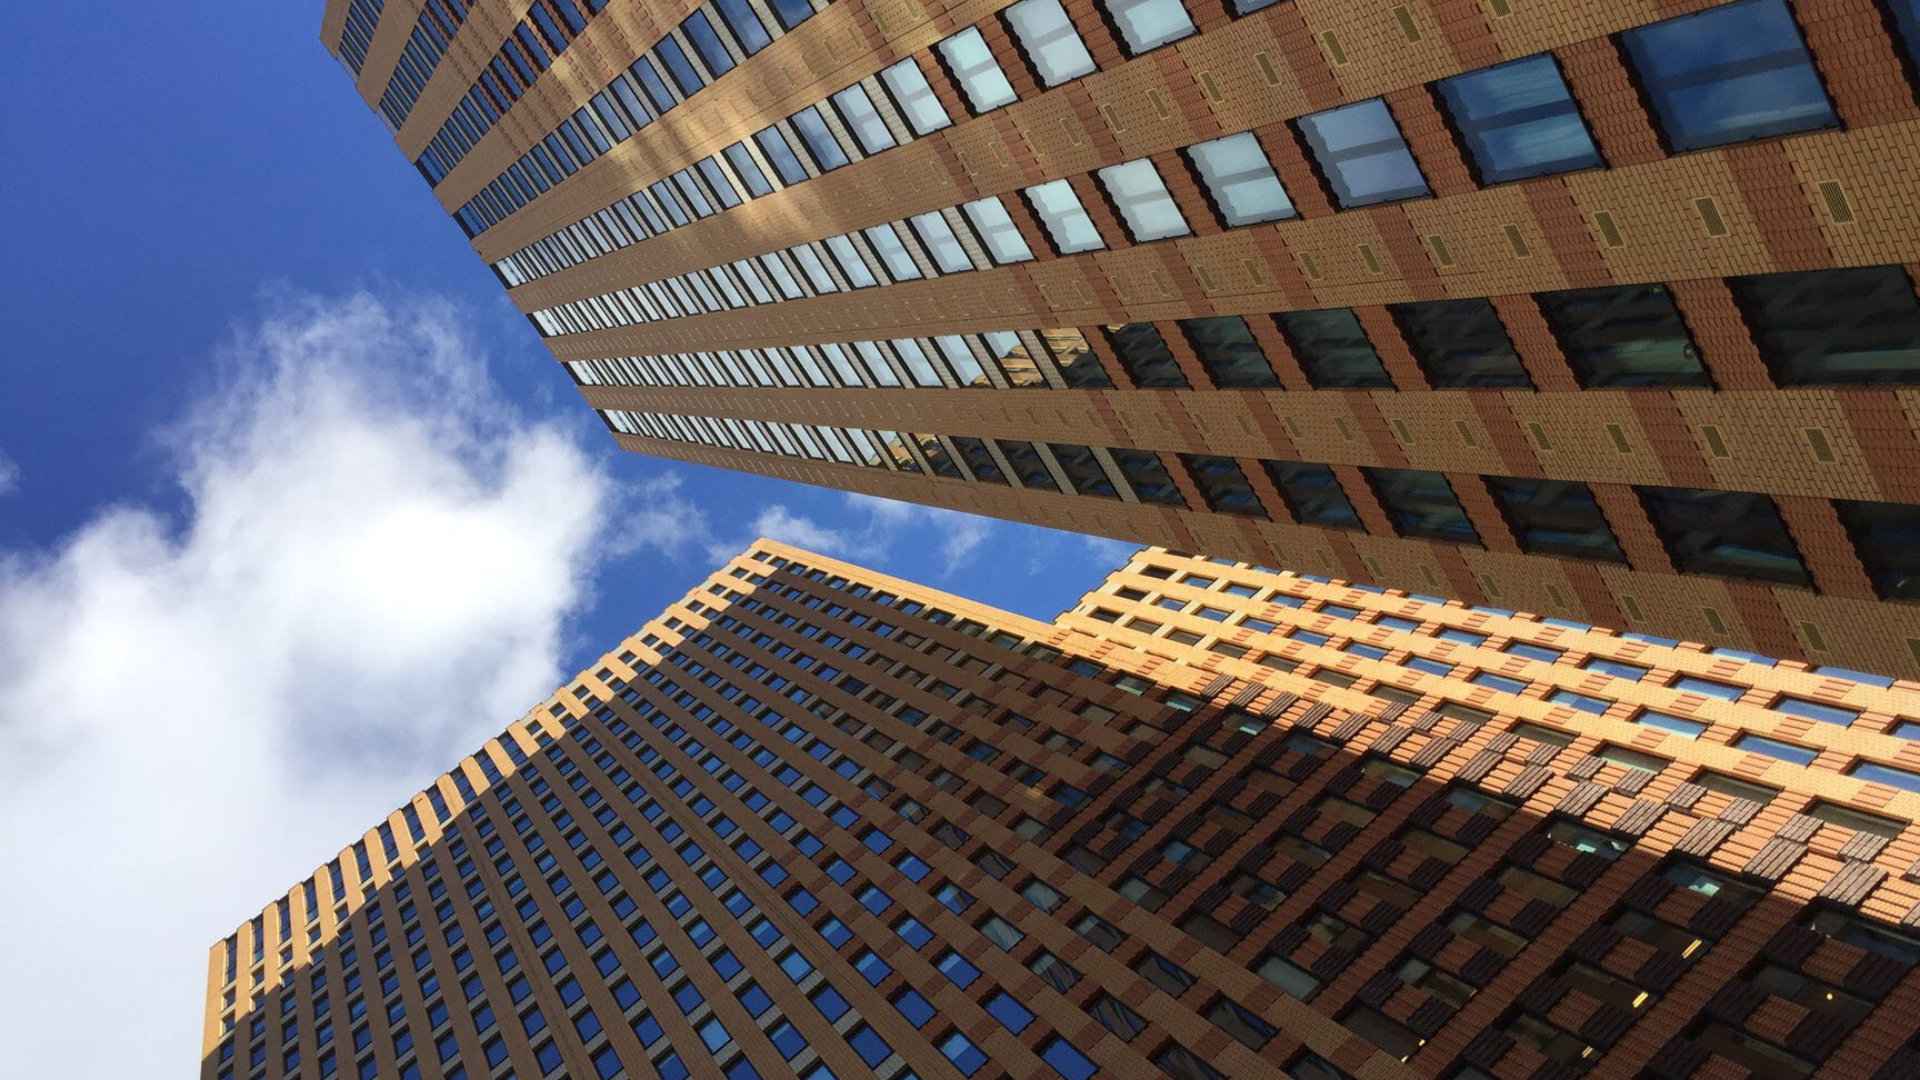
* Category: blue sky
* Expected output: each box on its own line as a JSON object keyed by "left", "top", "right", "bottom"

{"left": 0, "top": 6, "right": 1127, "bottom": 1075}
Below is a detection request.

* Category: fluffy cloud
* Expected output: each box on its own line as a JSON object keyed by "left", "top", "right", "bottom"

{"left": 0, "top": 293, "right": 625, "bottom": 1077}
{"left": 737, "top": 493, "right": 1004, "bottom": 576}
{"left": 0, "top": 451, "right": 17, "bottom": 497}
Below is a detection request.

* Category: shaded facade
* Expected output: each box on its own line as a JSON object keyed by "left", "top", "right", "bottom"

{"left": 206, "top": 539, "right": 1920, "bottom": 1080}
{"left": 319, "top": 0, "right": 1920, "bottom": 676}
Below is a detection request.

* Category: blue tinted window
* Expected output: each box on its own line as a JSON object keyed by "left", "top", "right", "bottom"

{"left": 1364, "top": 468, "right": 1481, "bottom": 545}
{"left": 682, "top": 13, "right": 737, "bottom": 78}
{"left": 713, "top": 0, "right": 773, "bottom": 53}
{"left": 1407, "top": 657, "right": 1453, "bottom": 677}
{"left": 940, "top": 1032, "right": 989, "bottom": 1076}
{"left": 1620, "top": 0, "right": 1836, "bottom": 151}
{"left": 1436, "top": 55, "right": 1601, "bottom": 183}
{"left": 1585, "top": 658, "right": 1648, "bottom": 681}
{"left": 1470, "top": 672, "right": 1529, "bottom": 695}
{"left": 893, "top": 989, "right": 938, "bottom": 1027}
{"left": 1550, "top": 690, "right": 1611, "bottom": 715}
{"left": 767, "top": 0, "right": 815, "bottom": 30}
{"left": 1671, "top": 676, "right": 1744, "bottom": 702}
{"left": 1040, "top": 1037, "right": 1100, "bottom": 1080}
{"left": 789, "top": 107, "right": 850, "bottom": 171}
{"left": 1772, "top": 697, "right": 1857, "bottom": 726}
{"left": 1734, "top": 733, "right": 1819, "bottom": 765}
{"left": 1264, "top": 461, "right": 1361, "bottom": 529}
{"left": 849, "top": 1025, "right": 893, "bottom": 1067}
{"left": 986, "top": 993, "right": 1035, "bottom": 1033}
{"left": 654, "top": 37, "right": 706, "bottom": 96}
{"left": 754, "top": 127, "right": 809, "bottom": 184}
{"left": 1296, "top": 98, "right": 1429, "bottom": 208}
{"left": 937, "top": 951, "right": 980, "bottom": 987}
{"left": 1853, "top": 763, "right": 1920, "bottom": 792}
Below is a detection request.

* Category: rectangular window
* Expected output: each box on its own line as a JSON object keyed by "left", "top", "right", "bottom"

{"left": 1106, "top": 323, "right": 1188, "bottom": 388}
{"left": 879, "top": 57, "right": 953, "bottom": 134}
{"left": 1620, "top": 0, "right": 1837, "bottom": 152}
{"left": 1186, "top": 132, "right": 1295, "bottom": 226}
{"left": 788, "top": 106, "right": 850, "bottom": 171}
{"left": 1101, "top": 0, "right": 1196, "bottom": 54}
{"left": 1182, "top": 316, "right": 1278, "bottom": 388}
{"left": 1637, "top": 486, "right": 1811, "bottom": 587}
{"left": 1181, "top": 455, "right": 1266, "bottom": 516}
{"left": 1096, "top": 158, "right": 1191, "bottom": 241}
{"left": 1484, "top": 477, "right": 1626, "bottom": 562}
{"left": 1732, "top": 733, "right": 1819, "bottom": 766}
{"left": 1264, "top": 461, "right": 1361, "bottom": 529}
{"left": 1834, "top": 500, "right": 1920, "bottom": 600}
{"left": 1025, "top": 179, "right": 1106, "bottom": 253}
{"left": 1726, "top": 266, "right": 1920, "bottom": 385}
{"left": 1435, "top": 54, "right": 1601, "bottom": 183}
{"left": 1536, "top": 283, "right": 1708, "bottom": 387}
{"left": 937, "top": 28, "right": 1018, "bottom": 114}
{"left": 1050, "top": 444, "right": 1120, "bottom": 497}
{"left": 1364, "top": 468, "right": 1481, "bottom": 545}
{"left": 1003, "top": 0, "right": 1096, "bottom": 86}
{"left": 961, "top": 197, "right": 1036, "bottom": 264}
{"left": 910, "top": 212, "right": 974, "bottom": 274}
{"left": 1389, "top": 299, "right": 1531, "bottom": 388}
{"left": 1276, "top": 309, "right": 1394, "bottom": 387}
{"left": 753, "top": 126, "right": 809, "bottom": 185}
{"left": 998, "top": 440, "right": 1059, "bottom": 490}
{"left": 830, "top": 84, "right": 898, "bottom": 155}
{"left": 1296, "top": 98, "right": 1429, "bottom": 208}
{"left": 1112, "top": 449, "right": 1185, "bottom": 506}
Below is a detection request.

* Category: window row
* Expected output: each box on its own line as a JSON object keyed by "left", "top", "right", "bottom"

{"left": 565, "top": 327, "right": 1099, "bottom": 392}
{"left": 374, "top": 0, "right": 476, "bottom": 129}
{"left": 335, "top": 0, "right": 385, "bottom": 76}
{"left": 415, "top": 0, "right": 613, "bottom": 184}
{"left": 524, "top": 191, "right": 1044, "bottom": 333}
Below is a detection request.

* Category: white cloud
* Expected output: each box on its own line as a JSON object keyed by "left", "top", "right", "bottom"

{"left": 0, "top": 450, "right": 17, "bottom": 497}
{"left": 0, "top": 292, "right": 627, "bottom": 1078}
{"left": 727, "top": 493, "right": 1005, "bottom": 577}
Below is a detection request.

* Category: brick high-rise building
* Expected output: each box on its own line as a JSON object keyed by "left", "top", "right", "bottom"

{"left": 320, "top": 0, "right": 1920, "bottom": 676}
{"left": 206, "top": 539, "right": 1920, "bottom": 1080}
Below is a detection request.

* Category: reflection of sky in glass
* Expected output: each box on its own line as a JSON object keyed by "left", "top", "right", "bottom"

{"left": 1004, "top": 0, "right": 1096, "bottom": 86}
{"left": 1108, "top": 0, "right": 1196, "bottom": 53}
{"left": 1297, "top": 99, "right": 1428, "bottom": 207}
{"left": 1098, "top": 160, "right": 1190, "bottom": 241}
{"left": 1622, "top": 0, "right": 1836, "bottom": 151}
{"left": 939, "top": 29, "right": 1017, "bottom": 112}
{"left": 1188, "top": 133, "right": 1295, "bottom": 225}
{"left": 1026, "top": 180, "right": 1105, "bottom": 253}
{"left": 1439, "top": 55, "right": 1601, "bottom": 183}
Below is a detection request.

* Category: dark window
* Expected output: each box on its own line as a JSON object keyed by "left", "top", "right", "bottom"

{"left": 1049, "top": 444, "right": 1119, "bottom": 498}
{"left": 1087, "top": 993, "right": 1146, "bottom": 1039}
{"left": 1264, "top": 462, "right": 1361, "bottom": 529}
{"left": 1435, "top": 54, "right": 1602, "bottom": 183}
{"left": 1276, "top": 309, "right": 1394, "bottom": 387}
{"left": 1389, "top": 299, "right": 1531, "bottom": 388}
{"left": 1536, "top": 283, "right": 1707, "bottom": 387}
{"left": 1153, "top": 1043, "right": 1226, "bottom": 1080}
{"left": 1727, "top": 266, "right": 1920, "bottom": 385}
{"left": 1112, "top": 450, "right": 1186, "bottom": 506}
{"left": 1106, "top": 323, "right": 1189, "bottom": 388}
{"left": 1637, "top": 486, "right": 1811, "bottom": 586}
{"left": 1485, "top": 478, "right": 1626, "bottom": 562}
{"left": 765, "top": 0, "right": 816, "bottom": 30}
{"left": 1834, "top": 499, "right": 1920, "bottom": 600}
{"left": 1205, "top": 997, "right": 1276, "bottom": 1049}
{"left": 1181, "top": 316, "right": 1278, "bottom": 387}
{"left": 1619, "top": 0, "right": 1837, "bottom": 152}
{"left": 997, "top": 440, "right": 1059, "bottom": 491}
{"left": 1043, "top": 329, "right": 1114, "bottom": 387}
{"left": 1181, "top": 455, "right": 1266, "bottom": 516}
{"left": 1364, "top": 468, "right": 1481, "bottom": 545}
{"left": 950, "top": 437, "right": 1008, "bottom": 485}
{"left": 919, "top": 436, "right": 963, "bottom": 479}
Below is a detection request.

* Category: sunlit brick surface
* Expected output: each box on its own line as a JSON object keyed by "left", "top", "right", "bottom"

{"left": 206, "top": 540, "right": 1920, "bottom": 1080}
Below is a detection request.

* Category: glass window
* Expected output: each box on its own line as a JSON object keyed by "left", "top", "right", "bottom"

{"left": 1835, "top": 499, "right": 1920, "bottom": 600}
{"left": 1638, "top": 486, "right": 1811, "bottom": 586}
{"left": 1277, "top": 309, "right": 1394, "bottom": 388}
{"left": 682, "top": 12, "right": 738, "bottom": 79}
{"left": 753, "top": 126, "right": 810, "bottom": 184}
{"left": 830, "top": 84, "right": 898, "bottom": 155}
{"left": 1435, "top": 54, "right": 1601, "bottom": 183}
{"left": 712, "top": 0, "right": 772, "bottom": 54}
{"left": 765, "top": 0, "right": 816, "bottom": 30}
{"left": 1484, "top": 478, "right": 1626, "bottom": 562}
{"left": 940, "top": 1032, "right": 989, "bottom": 1076}
{"left": 879, "top": 57, "right": 953, "bottom": 135}
{"left": 961, "top": 197, "right": 1036, "bottom": 264}
{"left": 1039, "top": 1037, "right": 1099, "bottom": 1080}
{"left": 938, "top": 28, "right": 1018, "bottom": 114}
{"left": 1025, "top": 179, "right": 1106, "bottom": 253}
{"left": 1106, "top": 323, "right": 1187, "bottom": 388}
{"left": 1096, "top": 158, "right": 1191, "bottom": 241}
{"left": 1727, "top": 266, "right": 1920, "bottom": 385}
{"left": 1733, "top": 734, "right": 1819, "bottom": 766}
{"left": 1003, "top": 0, "right": 1096, "bottom": 86}
{"left": 910, "top": 212, "right": 974, "bottom": 274}
{"left": 1296, "top": 98, "right": 1429, "bottom": 208}
{"left": 1102, "top": 0, "right": 1196, "bottom": 54}
{"left": 1183, "top": 454, "right": 1265, "bottom": 516}
{"left": 1050, "top": 444, "right": 1120, "bottom": 497}
{"left": 1183, "top": 316, "right": 1278, "bottom": 388}
{"left": 1364, "top": 467, "right": 1481, "bottom": 545}
{"left": 722, "top": 142, "right": 774, "bottom": 198}
{"left": 998, "top": 440, "right": 1059, "bottom": 490}
{"left": 1537, "top": 283, "right": 1707, "bottom": 387}
{"left": 1620, "top": 0, "right": 1837, "bottom": 152}
{"left": 1264, "top": 461, "right": 1361, "bottom": 530}
{"left": 789, "top": 106, "right": 850, "bottom": 171}
{"left": 864, "top": 224, "right": 923, "bottom": 282}
{"left": 952, "top": 437, "right": 1009, "bottom": 485}
{"left": 1042, "top": 328, "right": 1111, "bottom": 387}
{"left": 1389, "top": 299, "right": 1531, "bottom": 388}
{"left": 1187, "top": 132, "right": 1296, "bottom": 226}
{"left": 1112, "top": 449, "right": 1186, "bottom": 506}
{"left": 655, "top": 37, "right": 706, "bottom": 96}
